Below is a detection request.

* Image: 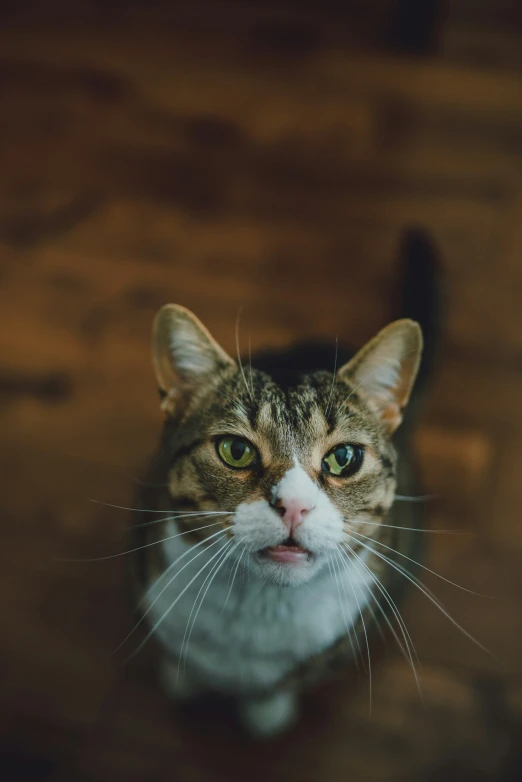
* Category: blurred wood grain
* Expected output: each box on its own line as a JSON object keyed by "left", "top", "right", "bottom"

{"left": 0, "top": 2, "right": 521, "bottom": 780}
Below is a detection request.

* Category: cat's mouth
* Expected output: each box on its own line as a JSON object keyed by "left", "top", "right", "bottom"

{"left": 260, "top": 538, "right": 311, "bottom": 564}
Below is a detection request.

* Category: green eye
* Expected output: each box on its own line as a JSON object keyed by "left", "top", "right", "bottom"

{"left": 322, "top": 444, "right": 364, "bottom": 477}
{"left": 217, "top": 436, "right": 258, "bottom": 469}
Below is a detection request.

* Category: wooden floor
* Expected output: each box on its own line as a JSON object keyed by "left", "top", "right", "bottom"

{"left": 1, "top": 2, "right": 522, "bottom": 780}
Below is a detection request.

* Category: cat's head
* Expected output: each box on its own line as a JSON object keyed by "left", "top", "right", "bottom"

{"left": 152, "top": 305, "right": 422, "bottom": 587}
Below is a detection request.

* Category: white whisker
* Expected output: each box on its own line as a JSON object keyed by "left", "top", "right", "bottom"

{"left": 344, "top": 516, "right": 464, "bottom": 535}
{"left": 179, "top": 539, "right": 239, "bottom": 678}
{"left": 351, "top": 553, "right": 405, "bottom": 653}
{"left": 114, "top": 529, "right": 228, "bottom": 652}
{"left": 324, "top": 335, "right": 339, "bottom": 419}
{"left": 123, "top": 539, "right": 231, "bottom": 663}
{"left": 335, "top": 548, "right": 387, "bottom": 652}
{"left": 89, "top": 499, "right": 233, "bottom": 515}
{"left": 327, "top": 553, "right": 361, "bottom": 670}
{"left": 130, "top": 512, "right": 232, "bottom": 529}
{"left": 395, "top": 494, "right": 438, "bottom": 503}
{"left": 352, "top": 529, "right": 488, "bottom": 596}
{"left": 221, "top": 546, "right": 246, "bottom": 615}
{"left": 365, "top": 547, "right": 447, "bottom": 607}
{"left": 353, "top": 537, "right": 497, "bottom": 661}
{"left": 248, "top": 332, "right": 254, "bottom": 399}
{"left": 341, "top": 541, "right": 421, "bottom": 695}
{"left": 62, "top": 521, "right": 228, "bottom": 562}
{"left": 333, "top": 548, "right": 372, "bottom": 716}
{"left": 235, "top": 308, "right": 255, "bottom": 403}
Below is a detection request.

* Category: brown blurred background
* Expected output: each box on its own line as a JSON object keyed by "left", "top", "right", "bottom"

{"left": 1, "top": 1, "right": 522, "bottom": 780}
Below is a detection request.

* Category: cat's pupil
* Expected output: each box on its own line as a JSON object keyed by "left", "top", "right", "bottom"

{"left": 231, "top": 439, "right": 246, "bottom": 461}
{"left": 334, "top": 445, "right": 350, "bottom": 467}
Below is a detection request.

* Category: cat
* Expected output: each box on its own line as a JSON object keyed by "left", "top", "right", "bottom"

{"left": 127, "top": 229, "right": 441, "bottom": 738}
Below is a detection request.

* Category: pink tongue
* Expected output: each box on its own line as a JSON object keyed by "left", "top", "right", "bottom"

{"left": 265, "top": 544, "right": 309, "bottom": 563}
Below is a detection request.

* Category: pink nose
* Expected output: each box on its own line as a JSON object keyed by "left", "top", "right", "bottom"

{"left": 273, "top": 498, "right": 315, "bottom": 536}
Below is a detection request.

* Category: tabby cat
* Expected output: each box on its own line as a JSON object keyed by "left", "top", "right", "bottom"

{"left": 128, "top": 231, "right": 440, "bottom": 738}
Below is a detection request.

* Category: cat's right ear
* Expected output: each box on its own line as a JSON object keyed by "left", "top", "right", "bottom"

{"left": 152, "top": 304, "right": 235, "bottom": 415}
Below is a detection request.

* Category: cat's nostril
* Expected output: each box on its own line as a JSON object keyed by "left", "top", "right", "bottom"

{"left": 272, "top": 498, "right": 315, "bottom": 529}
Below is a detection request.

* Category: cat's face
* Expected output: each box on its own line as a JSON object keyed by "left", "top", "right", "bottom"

{"left": 152, "top": 306, "right": 422, "bottom": 587}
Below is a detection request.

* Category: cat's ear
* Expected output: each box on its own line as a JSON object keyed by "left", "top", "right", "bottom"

{"left": 152, "top": 304, "right": 235, "bottom": 414}
{"left": 337, "top": 319, "right": 423, "bottom": 432}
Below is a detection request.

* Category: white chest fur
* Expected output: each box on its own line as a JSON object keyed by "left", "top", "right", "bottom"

{"left": 144, "top": 523, "right": 373, "bottom": 695}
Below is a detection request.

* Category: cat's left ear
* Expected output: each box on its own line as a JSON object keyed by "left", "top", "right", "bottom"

{"left": 152, "top": 304, "right": 236, "bottom": 415}
{"left": 337, "top": 319, "right": 423, "bottom": 432}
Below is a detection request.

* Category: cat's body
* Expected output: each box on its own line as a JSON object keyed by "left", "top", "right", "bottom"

{"left": 128, "top": 230, "right": 440, "bottom": 737}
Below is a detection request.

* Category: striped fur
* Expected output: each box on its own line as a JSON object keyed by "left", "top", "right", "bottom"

{"left": 129, "top": 307, "right": 424, "bottom": 737}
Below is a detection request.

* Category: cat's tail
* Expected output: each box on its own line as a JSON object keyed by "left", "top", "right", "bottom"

{"left": 394, "top": 226, "right": 444, "bottom": 401}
